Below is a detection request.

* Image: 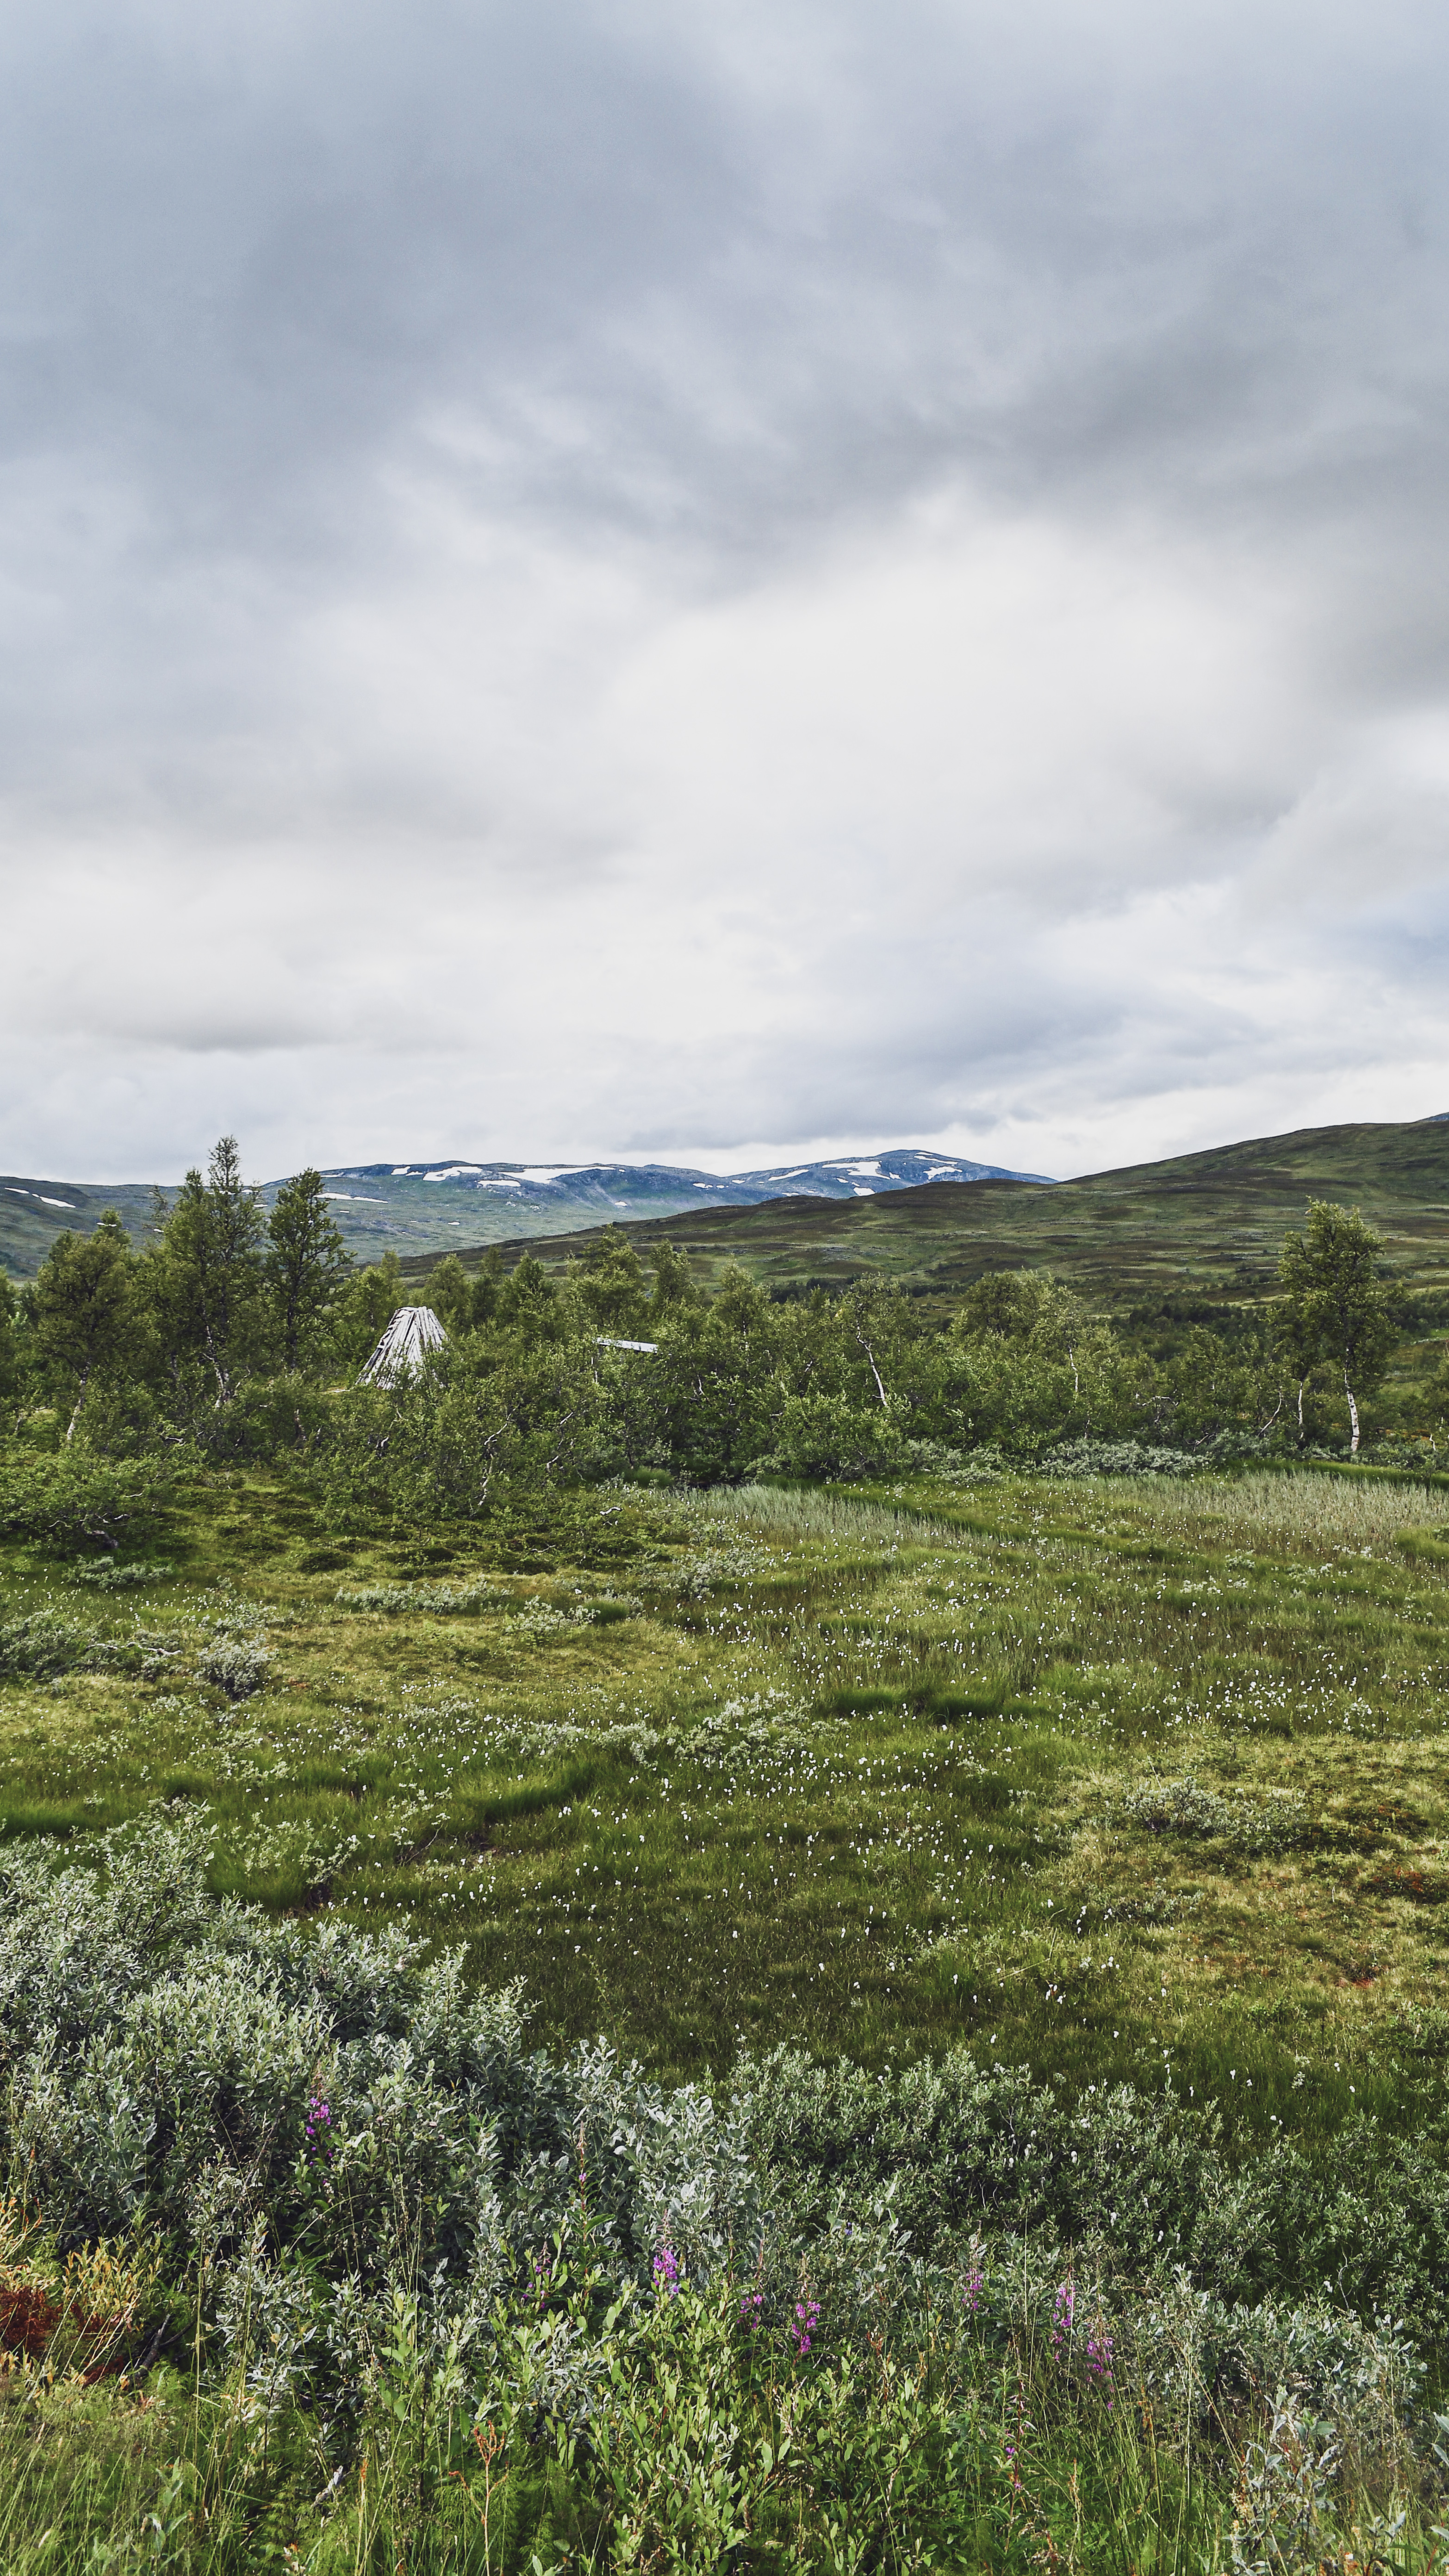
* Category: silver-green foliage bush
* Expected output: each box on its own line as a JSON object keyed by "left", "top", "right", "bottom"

{"left": 70, "top": 1559, "right": 174, "bottom": 1589}
{"left": 0, "top": 1821, "right": 769, "bottom": 2402}
{"left": 196, "top": 1630, "right": 272, "bottom": 1697}
{"left": 0, "top": 1611, "right": 96, "bottom": 1681}
{"left": 0, "top": 1608, "right": 174, "bottom": 1682}
{"left": 1120, "top": 1771, "right": 1311, "bottom": 1854}
{"left": 336, "top": 1581, "right": 506, "bottom": 1614}
{"left": 1042, "top": 1437, "right": 1201, "bottom": 1478}
{"left": 0, "top": 1818, "right": 1437, "bottom": 2439}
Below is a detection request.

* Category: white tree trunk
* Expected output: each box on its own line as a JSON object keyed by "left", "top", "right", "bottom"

{"left": 1345, "top": 1369, "right": 1360, "bottom": 1454}
{"left": 65, "top": 1362, "right": 92, "bottom": 1445}
{"left": 856, "top": 1333, "right": 888, "bottom": 1409}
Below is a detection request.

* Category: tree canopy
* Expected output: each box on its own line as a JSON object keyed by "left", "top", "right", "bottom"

{"left": 1277, "top": 1201, "right": 1398, "bottom": 1453}
{"left": 0, "top": 1155, "right": 1431, "bottom": 1510}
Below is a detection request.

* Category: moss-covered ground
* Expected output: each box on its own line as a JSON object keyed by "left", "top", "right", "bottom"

{"left": 6, "top": 1464, "right": 1449, "bottom": 2147}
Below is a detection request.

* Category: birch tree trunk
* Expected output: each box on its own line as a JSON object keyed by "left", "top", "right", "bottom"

{"left": 856, "top": 1332, "right": 888, "bottom": 1408}
{"left": 65, "top": 1362, "right": 91, "bottom": 1445}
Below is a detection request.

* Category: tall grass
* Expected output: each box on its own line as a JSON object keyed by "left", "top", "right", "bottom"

{"left": 677, "top": 1462, "right": 1449, "bottom": 1558}
{"left": 0, "top": 2259, "right": 1432, "bottom": 2571}
{"left": 1092, "top": 1466, "right": 1449, "bottom": 1551}
{"left": 662, "top": 1481, "right": 960, "bottom": 1549}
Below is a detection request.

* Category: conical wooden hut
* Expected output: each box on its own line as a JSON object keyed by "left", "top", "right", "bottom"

{"left": 358, "top": 1305, "right": 449, "bottom": 1387}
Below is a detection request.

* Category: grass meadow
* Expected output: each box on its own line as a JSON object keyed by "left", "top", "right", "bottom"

{"left": 7, "top": 1462, "right": 1449, "bottom": 2117}
{"left": 6, "top": 1459, "right": 1449, "bottom": 2566}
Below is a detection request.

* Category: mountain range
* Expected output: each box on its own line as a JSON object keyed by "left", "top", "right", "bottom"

{"left": 0, "top": 1146, "right": 1051, "bottom": 1274}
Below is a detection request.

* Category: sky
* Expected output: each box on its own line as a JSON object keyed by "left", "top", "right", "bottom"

{"left": 5, "top": 0, "right": 1449, "bottom": 1186}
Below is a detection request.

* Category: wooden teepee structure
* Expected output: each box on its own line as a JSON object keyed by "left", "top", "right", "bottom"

{"left": 359, "top": 1305, "right": 449, "bottom": 1387}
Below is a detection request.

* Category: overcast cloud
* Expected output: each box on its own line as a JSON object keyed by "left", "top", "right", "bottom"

{"left": 4, "top": 0, "right": 1449, "bottom": 1182}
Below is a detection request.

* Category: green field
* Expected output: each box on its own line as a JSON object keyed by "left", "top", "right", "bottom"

{"left": 12, "top": 1132, "right": 1449, "bottom": 2563}
{"left": 10, "top": 1460, "right": 1449, "bottom": 2113}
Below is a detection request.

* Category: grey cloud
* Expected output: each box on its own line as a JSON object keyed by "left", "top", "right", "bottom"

{"left": 2, "top": 0, "right": 1444, "bottom": 560}
{"left": 4, "top": 0, "right": 1449, "bottom": 1180}
{"left": 0, "top": 2, "right": 742, "bottom": 550}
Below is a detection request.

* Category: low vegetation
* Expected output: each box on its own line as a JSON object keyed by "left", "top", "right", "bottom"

{"left": 2, "top": 1145, "right": 1449, "bottom": 2562}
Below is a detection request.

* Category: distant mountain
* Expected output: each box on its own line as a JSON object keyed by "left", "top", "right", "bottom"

{"left": 0, "top": 1176, "right": 161, "bottom": 1276}
{"left": 12, "top": 1119, "right": 1449, "bottom": 1295}
{"left": 0, "top": 1147, "right": 1052, "bottom": 1273}
{"left": 304, "top": 1149, "right": 1053, "bottom": 1259}
{"left": 717, "top": 1149, "right": 1052, "bottom": 1195}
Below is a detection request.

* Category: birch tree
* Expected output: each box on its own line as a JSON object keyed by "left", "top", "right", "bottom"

{"left": 1276, "top": 1201, "right": 1397, "bottom": 1454}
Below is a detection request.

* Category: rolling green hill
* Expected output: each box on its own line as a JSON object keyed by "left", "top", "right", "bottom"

{"left": 402, "top": 1115, "right": 1449, "bottom": 1307}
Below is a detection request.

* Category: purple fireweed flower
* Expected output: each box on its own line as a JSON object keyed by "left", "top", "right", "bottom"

{"left": 791, "top": 2299, "right": 821, "bottom": 2358}
{"left": 739, "top": 2289, "right": 764, "bottom": 2330}
{"left": 1051, "top": 2280, "right": 1076, "bottom": 2359}
{"left": 652, "top": 2244, "right": 680, "bottom": 2300}
{"left": 303, "top": 2096, "right": 333, "bottom": 2162}
{"left": 963, "top": 2268, "right": 984, "bottom": 2315}
{"left": 1086, "top": 2330, "right": 1115, "bottom": 2408}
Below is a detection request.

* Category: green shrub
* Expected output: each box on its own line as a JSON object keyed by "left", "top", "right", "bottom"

{"left": 196, "top": 1630, "right": 272, "bottom": 1698}
{"left": 0, "top": 1610, "right": 95, "bottom": 1682}
{"left": 70, "top": 1558, "right": 174, "bottom": 1589}
{"left": 1120, "top": 1770, "right": 1311, "bottom": 1854}
{"left": 0, "top": 1449, "right": 174, "bottom": 1549}
{"left": 767, "top": 1392, "right": 908, "bottom": 1482}
{"left": 1041, "top": 1437, "right": 1200, "bottom": 1478}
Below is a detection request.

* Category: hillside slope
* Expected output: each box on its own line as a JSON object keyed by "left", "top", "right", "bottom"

{"left": 0, "top": 1178, "right": 159, "bottom": 1278}
{"left": 0, "top": 1145, "right": 1050, "bottom": 1276}
{"left": 405, "top": 1117, "right": 1449, "bottom": 1305}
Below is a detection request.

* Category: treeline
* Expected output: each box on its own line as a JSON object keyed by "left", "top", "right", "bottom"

{"left": 0, "top": 1140, "right": 1440, "bottom": 1516}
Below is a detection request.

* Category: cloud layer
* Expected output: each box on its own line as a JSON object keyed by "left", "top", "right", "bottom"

{"left": 4, "top": 0, "right": 1449, "bottom": 1182}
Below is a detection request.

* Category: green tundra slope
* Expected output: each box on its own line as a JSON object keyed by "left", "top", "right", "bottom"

{"left": 408, "top": 1116, "right": 1449, "bottom": 1305}
{"left": 0, "top": 1177, "right": 158, "bottom": 1279}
